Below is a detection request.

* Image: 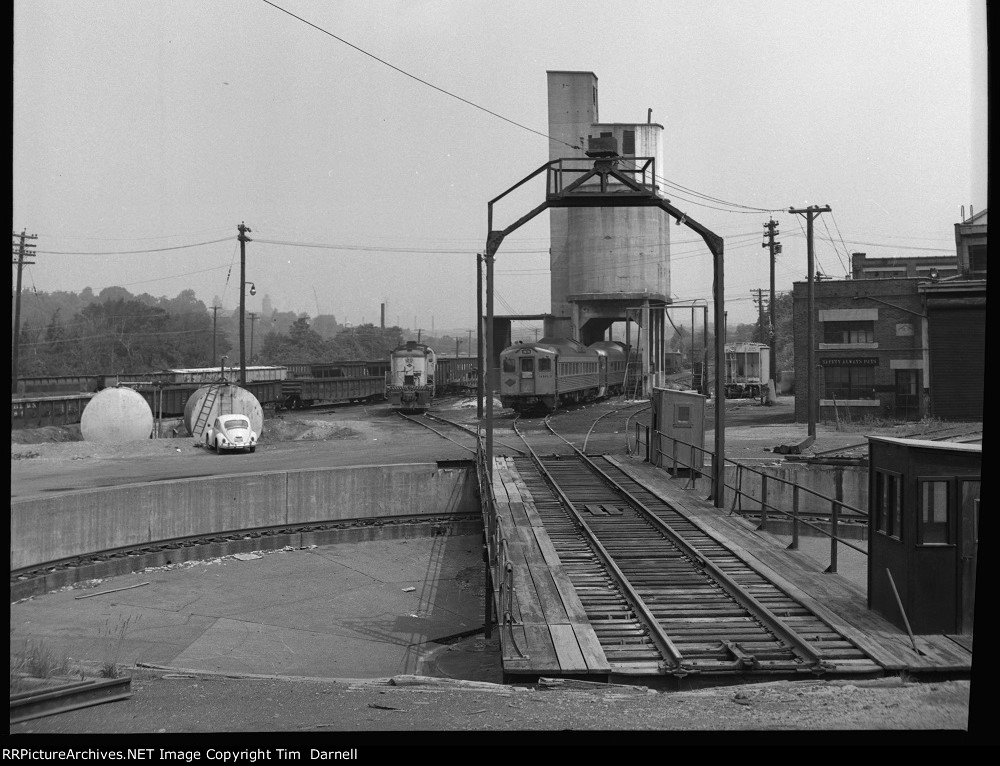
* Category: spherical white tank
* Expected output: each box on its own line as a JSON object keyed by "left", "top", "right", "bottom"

{"left": 81, "top": 387, "right": 155, "bottom": 443}
{"left": 183, "top": 384, "right": 264, "bottom": 438}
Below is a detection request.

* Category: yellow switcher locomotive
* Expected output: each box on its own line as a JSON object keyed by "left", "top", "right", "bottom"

{"left": 499, "top": 337, "right": 628, "bottom": 413}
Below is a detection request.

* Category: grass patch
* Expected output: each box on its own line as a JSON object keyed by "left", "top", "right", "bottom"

{"left": 100, "top": 613, "right": 140, "bottom": 679}
{"left": 9, "top": 637, "right": 85, "bottom": 694}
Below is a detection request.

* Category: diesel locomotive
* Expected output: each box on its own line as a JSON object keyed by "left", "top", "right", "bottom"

{"left": 499, "top": 337, "right": 629, "bottom": 413}
{"left": 386, "top": 341, "right": 437, "bottom": 412}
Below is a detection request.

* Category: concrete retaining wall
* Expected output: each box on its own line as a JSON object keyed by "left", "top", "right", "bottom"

{"left": 723, "top": 462, "right": 868, "bottom": 518}
{"left": 11, "top": 463, "right": 478, "bottom": 571}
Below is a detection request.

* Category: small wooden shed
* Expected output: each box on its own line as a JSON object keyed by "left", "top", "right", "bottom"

{"left": 650, "top": 387, "right": 705, "bottom": 477}
{"left": 867, "top": 436, "right": 980, "bottom": 635}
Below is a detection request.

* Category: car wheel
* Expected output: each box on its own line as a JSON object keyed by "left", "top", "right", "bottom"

{"left": 249, "top": 446, "right": 256, "bottom": 454}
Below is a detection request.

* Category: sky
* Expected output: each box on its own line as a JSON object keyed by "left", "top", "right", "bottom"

{"left": 12, "top": 0, "right": 988, "bottom": 339}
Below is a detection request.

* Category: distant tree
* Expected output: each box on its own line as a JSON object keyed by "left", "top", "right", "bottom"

{"left": 97, "top": 286, "right": 131, "bottom": 303}
{"left": 311, "top": 314, "right": 341, "bottom": 339}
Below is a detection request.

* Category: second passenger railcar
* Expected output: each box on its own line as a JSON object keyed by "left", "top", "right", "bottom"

{"left": 499, "top": 338, "right": 628, "bottom": 414}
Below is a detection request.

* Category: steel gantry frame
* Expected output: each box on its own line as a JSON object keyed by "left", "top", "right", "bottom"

{"left": 483, "top": 155, "right": 728, "bottom": 508}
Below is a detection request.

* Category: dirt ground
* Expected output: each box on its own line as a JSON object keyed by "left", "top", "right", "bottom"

{"left": 9, "top": 396, "right": 985, "bottom": 737}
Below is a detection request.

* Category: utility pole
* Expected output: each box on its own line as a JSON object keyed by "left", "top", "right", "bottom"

{"left": 476, "top": 253, "right": 484, "bottom": 419}
{"left": 789, "top": 205, "right": 831, "bottom": 437}
{"left": 467, "top": 329, "right": 473, "bottom": 358}
{"left": 752, "top": 288, "right": 766, "bottom": 343}
{"left": 237, "top": 222, "right": 252, "bottom": 386}
{"left": 11, "top": 229, "right": 37, "bottom": 394}
{"left": 210, "top": 305, "right": 221, "bottom": 366}
{"left": 248, "top": 312, "right": 258, "bottom": 364}
{"left": 762, "top": 218, "right": 781, "bottom": 385}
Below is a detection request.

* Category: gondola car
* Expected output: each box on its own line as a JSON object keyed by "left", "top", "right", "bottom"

{"left": 499, "top": 337, "right": 628, "bottom": 414}
{"left": 386, "top": 341, "right": 436, "bottom": 412}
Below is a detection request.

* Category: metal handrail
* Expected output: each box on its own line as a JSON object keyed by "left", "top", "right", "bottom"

{"left": 646, "top": 426, "right": 869, "bottom": 573}
{"left": 476, "top": 434, "right": 525, "bottom": 657}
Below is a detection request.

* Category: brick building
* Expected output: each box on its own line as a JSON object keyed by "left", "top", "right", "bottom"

{"left": 793, "top": 209, "right": 985, "bottom": 423}
{"left": 793, "top": 278, "right": 928, "bottom": 422}
{"left": 850, "top": 252, "right": 959, "bottom": 280}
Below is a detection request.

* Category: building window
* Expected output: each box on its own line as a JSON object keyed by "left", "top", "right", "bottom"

{"left": 823, "top": 321, "right": 875, "bottom": 344}
{"left": 822, "top": 365, "right": 876, "bottom": 399}
{"left": 919, "top": 480, "right": 950, "bottom": 545}
{"left": 968, "top": 244, "right": 986, "bottom": 273}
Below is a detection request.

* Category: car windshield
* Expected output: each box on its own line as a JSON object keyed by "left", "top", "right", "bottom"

{"left": 222, "top": 417, "right": 250, "bottom": 429}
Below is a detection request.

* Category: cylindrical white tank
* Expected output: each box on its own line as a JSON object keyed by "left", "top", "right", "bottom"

{"left": 81, "top": 387, "right": 155, "bottom": 443}
{"left": 183, "top": 384, "right": 264, "bottom": 438}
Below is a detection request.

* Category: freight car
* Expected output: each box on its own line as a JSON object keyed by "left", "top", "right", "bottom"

{"left": 13, "top": 374, "right": 109, "bottom": 397}
{"left": 386, "top": 342, "right": 436, "bottom": 412}
{"left": 724, "top": 342, "right": 771, "bottom": 398}
{"left": 435, "top": 356, "right": 477, "bottom": 395}
{"left": 499, "top": 338, "right": 628, "bottom": 414}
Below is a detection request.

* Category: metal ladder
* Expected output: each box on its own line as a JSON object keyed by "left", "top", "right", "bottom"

{"left": 191, "top": 385, "right": 220, "bottom": 439}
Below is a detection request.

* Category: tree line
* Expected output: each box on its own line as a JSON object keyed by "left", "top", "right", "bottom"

{"left": 13, "top": 287, "right": 469, "bottom": 377}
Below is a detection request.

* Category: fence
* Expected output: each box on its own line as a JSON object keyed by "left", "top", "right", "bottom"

{"left": 476, "top": 436, "right": 524, "bottom": 659}
{"left": 636, "top": 423, "right": 868, "bottom": 574}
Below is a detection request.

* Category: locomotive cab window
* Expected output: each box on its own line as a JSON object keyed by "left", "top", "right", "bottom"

{"left": 538, "top": 358, "right": 551, "bottom": 372}
{"left": 520, "top": 358, "right": 534, "bottom": 378}
{"left": 502, "top": 358, "right": 515, "bottom": 373}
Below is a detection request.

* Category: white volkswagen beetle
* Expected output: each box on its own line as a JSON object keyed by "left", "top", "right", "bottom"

{"left": 205, "top": 414, "right": 258, "bottom": 454}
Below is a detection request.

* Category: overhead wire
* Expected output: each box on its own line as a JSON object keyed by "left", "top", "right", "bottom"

{"left": 260, "top": 0, "right": 789, "bottom": 217}
{"left": 32, "top": 237, "right": 233, "bottom": 256}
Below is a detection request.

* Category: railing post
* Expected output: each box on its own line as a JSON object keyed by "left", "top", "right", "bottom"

{"left": 826, "top": 499, "right": 840, "bottom": 573}
{"left": 758, "top": 473, "right": 768, "bottom": 532}
{"left": 789, "top": 484, "right": 800, "bottom": 550}
{"left": 671, "top": 435, "right": 677, "bottom": 473}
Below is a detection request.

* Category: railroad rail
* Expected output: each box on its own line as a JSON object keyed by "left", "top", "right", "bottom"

{"left": 11, "top": 513, "right": 479, "bottom": 602}
{"left": 10, "top": 677, "right": 132, "bottom": 724}
{"left": 396, "top": 409, "right": 527, "bottom": 456}
{"left": 509, "top": 417, "right": 881, "bottom": 678}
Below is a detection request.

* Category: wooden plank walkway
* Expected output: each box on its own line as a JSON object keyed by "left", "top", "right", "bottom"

{"left": 489, "top": 458, "right": 610, "bottom": 677}
{"left": 603, "top": 455, "right": 973, "bottom": 676}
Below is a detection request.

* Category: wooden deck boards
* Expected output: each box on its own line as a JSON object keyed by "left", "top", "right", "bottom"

{"left": 603, "top": 454, "right": 973, "bottom": 676}
{"left": 488, "top": 458, "right": 609, "bottom": 676}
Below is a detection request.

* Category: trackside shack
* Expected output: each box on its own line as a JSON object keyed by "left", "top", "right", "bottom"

{"left": 867, "top": 436, "right": 980, "bottom": 635}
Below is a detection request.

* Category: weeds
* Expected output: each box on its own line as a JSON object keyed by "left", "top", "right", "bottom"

{"left": 9, "top": 637, "right": 83, "bottom": 694}
{"left": 99, "top": 613, "right": 140, "bottom": 678}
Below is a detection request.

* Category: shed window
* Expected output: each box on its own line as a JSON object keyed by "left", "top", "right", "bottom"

{"left": 919, "top": 480, "right": 950, "bottom": 545}
{"left": 823, "top": 321, "right": 875, "bottom": 344}
{"left": 874, "top": 471, "right": 902, "bottom": 539}
{"left": 968, "top": 244, "right": 986, "bottom": 273}
{"left": 961, "top": 480, "right": 980, "bottom": 544}
{"left": 674, "top": 405, "right": 691, "bottom": 426}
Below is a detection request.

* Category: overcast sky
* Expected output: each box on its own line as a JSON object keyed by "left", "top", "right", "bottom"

{"left": 13, "top": 0, "right": 988, "bottom": 336}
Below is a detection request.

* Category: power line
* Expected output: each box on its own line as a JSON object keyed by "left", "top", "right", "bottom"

{"left": 260, "top": 0, "right": 790, "bottom": 218}
{"left": 33, "top": 237, "right": 233, "bottom": 255}
{"left": 259, "top": 0, "right": 574, "bottom": 150}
